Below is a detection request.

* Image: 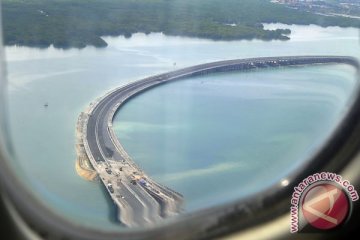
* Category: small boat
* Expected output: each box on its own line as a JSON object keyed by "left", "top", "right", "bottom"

{"left": 44, "top": 103, "right": 48, "bottom": 107}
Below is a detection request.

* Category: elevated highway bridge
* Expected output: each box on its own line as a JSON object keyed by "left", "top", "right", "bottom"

{"left": 78, "top": 56, "right": 359, "bottom": 227}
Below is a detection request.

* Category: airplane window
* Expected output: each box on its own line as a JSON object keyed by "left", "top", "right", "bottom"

{"left": 0, "top": 1, "right": 359, "bottom": 239}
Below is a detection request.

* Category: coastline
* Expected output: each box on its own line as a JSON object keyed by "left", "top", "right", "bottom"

{"left": 75, "top": 111, "right": 98, "bottom": 181}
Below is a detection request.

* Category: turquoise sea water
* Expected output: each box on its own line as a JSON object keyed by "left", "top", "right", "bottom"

{"left": 113, "top": 65, "right": 357, "bottom": 211}
{"left": 4, "top": 24, "right": 360, "bottom": 230}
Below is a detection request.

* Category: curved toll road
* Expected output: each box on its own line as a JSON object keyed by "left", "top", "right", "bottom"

{"left": 79, "top": 56, "right": 359, "bottom": 227}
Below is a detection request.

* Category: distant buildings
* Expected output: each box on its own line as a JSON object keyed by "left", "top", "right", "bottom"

{"left": 274, "top": 0, "right": 322, "bottom": 3}
{"left": 271, "top": 0, "right": 360, "bottom": 19}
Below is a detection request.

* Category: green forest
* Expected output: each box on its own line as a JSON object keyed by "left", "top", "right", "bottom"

{"left": 2, "top": 0, "right": 360, "bottom": 49}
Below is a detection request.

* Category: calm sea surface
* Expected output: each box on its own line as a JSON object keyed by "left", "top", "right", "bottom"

{"left": 4, "top": 24, "right": 360, "bottom": 230}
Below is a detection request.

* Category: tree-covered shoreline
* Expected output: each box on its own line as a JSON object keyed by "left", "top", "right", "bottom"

{"left": 2, "top": 0, "right": 360, "bottom": 49}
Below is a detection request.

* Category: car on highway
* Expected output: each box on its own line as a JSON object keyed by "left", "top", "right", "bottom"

{"left": 107, "top": 183, "right": 114, "bottom": 193}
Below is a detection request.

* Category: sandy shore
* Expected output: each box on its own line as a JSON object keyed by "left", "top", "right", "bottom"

{"left": 75, "top": 111, "right": 98, "bottom": 181}
{"left": 75, "top": 156, "right": 97, "bottom": 181}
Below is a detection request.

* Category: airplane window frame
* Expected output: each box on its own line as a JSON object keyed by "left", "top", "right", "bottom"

{"left": 0, "top": 4, "right": 360, "bottom": 240}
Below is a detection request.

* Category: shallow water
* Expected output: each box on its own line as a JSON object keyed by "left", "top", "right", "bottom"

{"left": 113, "top": 65, "right": 357, "bottom": 211}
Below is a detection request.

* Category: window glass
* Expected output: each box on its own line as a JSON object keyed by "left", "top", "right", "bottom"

{"left": 1, "top": 0, "right": 359, "bottom": 231}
